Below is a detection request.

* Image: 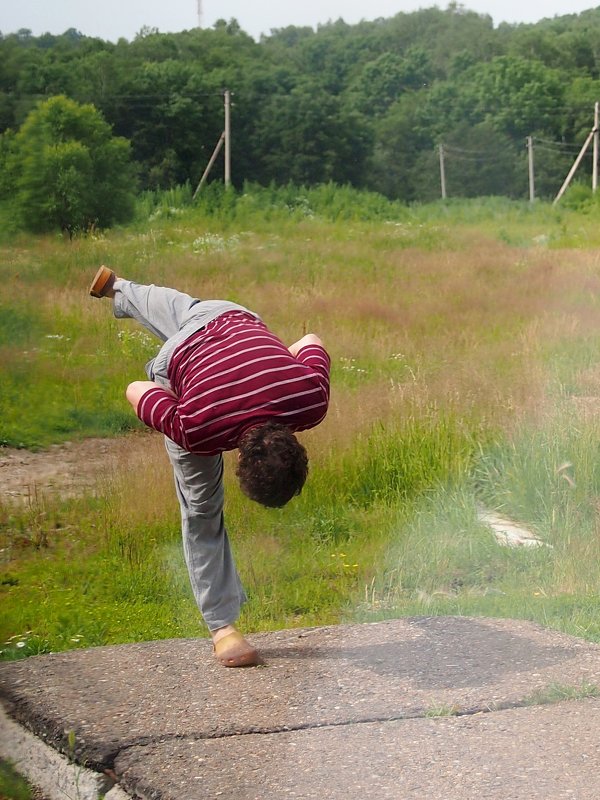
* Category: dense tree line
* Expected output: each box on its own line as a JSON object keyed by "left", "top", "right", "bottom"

{"left": 2, "top": 4, "right": 600, "bottom": 215}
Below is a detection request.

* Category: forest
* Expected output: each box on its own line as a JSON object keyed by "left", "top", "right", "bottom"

{"left": 2, "top": 3, "right": 600, "bottom": 209}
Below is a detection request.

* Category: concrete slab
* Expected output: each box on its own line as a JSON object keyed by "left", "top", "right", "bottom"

{"left": 1, "top": 617, "right": 599, "bottom": 798}
{"left": 477, "top": 508, "right": 550, "bottom": 548}
{"left": 0, "top": 704, "right": 113, "bottom": 800}
{"left": 114, "top": 699, "right": 600, "bottom": 800}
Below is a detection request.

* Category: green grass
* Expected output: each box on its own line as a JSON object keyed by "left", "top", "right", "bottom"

{"left": 523, "top": 682, "right": 600, "bottom": 706}
{"left": 4, "top": 186, "right": 600, "bottom": 658}
{"left": 354, "top": 398, "right": 600, "bottom": 641}
{"left": 0, "top": 760, "right": 35, "bottom": 800}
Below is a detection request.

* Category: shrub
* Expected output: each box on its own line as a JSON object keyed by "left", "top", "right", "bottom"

{"left": 1, "top": 95, "right": 137, "bottom": 235}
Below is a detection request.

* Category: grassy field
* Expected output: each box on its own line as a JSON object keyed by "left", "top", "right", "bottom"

{"left": 3, "top": 185, "right": 600, "bottom": 660}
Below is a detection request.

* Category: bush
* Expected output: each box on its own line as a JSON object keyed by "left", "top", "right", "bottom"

{"left": 1, "top": 95, "right": 137, "bottom": 235}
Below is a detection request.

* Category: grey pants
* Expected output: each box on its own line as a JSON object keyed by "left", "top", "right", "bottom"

{"left": 113, "top": 279, "right": 259, "bottom": 631}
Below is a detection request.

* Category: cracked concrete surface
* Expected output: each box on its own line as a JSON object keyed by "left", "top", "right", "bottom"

{"left": 1, "top": 617, "right": 599, "bottom": 799}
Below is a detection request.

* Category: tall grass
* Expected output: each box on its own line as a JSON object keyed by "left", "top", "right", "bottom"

{"left": 3, "top": 186, "right": 600, "bottom": 658}
{"left": 363, "top": 401, "right": 600, "bottom": 642}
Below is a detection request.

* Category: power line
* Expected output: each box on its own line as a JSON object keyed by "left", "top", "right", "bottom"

{"left": 532, "top": 137, "right": 586, "bottom": 152}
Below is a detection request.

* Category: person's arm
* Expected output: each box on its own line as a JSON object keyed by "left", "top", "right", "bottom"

{"left": 126, "top": 380, "right": 189, "bottom": 449}
{"left": 125, "top": 380, "right": 176, "bottom": 413}
{"left": 288, "top": 333, "right": 324, "bottom": 357}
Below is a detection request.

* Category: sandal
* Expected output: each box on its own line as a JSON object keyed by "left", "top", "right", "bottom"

{"left": 213, "top": 631, "right": 262, "bottom": 668}
{"left": 89, "top": 266, "right": 116, "bottom": 298}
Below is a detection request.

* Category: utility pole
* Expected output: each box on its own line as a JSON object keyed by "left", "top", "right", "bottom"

{"left": 553, "top": 128, "right": 595, "bottom": 206}
{"left": 224, "top": 89, "right": 231, "bottom": 188}
{"left": 193, "top": 89, "right": 232, "bottom": 199}
{"left": 438, "top": 143, "right": 447, "bottom": 200}
{"left": 593, "top": 101, "right": 599, "bottom": 193}
{"left": 193, "top": 134, "right": 225, "bottom": 199}
{"left": 554, "top": 102, "right": 600, "bottom": 205}
{"left": 527, "top": 136, "right": 535, "bottom": 203}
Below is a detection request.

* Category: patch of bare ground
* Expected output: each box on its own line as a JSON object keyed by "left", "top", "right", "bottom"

{"left": 0, "top": 432, "right": 159, "bottom": 502}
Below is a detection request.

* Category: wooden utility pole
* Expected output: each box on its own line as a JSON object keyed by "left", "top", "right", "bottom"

{"left": 193, "top": 89, "right": 232, "bottom": 198}
{"left": 593, "top": 101, "right": 599, "bottom": 193}
{"left": 527, "top": 136, "right": 535, "bottom": 203}
{"left": 439, "top": 143, "right": 447, "bottom": 200}
{"left": 224, "top": 89, "right": 231, "bottom": 188}
{"left": 553, "top": 128, "right": 595, "bottom": 206}
{"left": 193, "top": 133, "right": 225, "bottom": 199}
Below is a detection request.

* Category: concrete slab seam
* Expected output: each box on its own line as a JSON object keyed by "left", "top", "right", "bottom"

{"left": 2, "top": 685, "right": 597, "bottom": 798}
{"left": 67, "top": 692, "right": 596, "bottom": 769}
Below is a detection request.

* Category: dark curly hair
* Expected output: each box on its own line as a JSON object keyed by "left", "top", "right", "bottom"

{"left": 236, "top": 421, "right": 308, "bottom": 508}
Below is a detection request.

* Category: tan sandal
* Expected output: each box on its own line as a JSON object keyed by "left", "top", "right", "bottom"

{"left": 89, "top": 266, "right": 116, "bottom": 298}
{"left": 213, "top": 631, "right": 262, "bottom": 668}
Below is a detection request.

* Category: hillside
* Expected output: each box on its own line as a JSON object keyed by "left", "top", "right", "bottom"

{"left": 2, "top": 6, "right": 600, "bottom": 201}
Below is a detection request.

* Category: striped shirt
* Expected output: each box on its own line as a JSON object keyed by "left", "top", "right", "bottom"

{"left": 136, "top": 310, "right": 330, "bottom": 455}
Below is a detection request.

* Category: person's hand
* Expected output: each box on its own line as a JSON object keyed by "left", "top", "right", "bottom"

{"left": 288, "top": 333, "right": 323, "bottom": 357}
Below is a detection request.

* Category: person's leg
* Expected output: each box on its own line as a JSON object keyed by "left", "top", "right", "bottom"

{"left": 108, "top": 276, "right": 257, "bottom": 345}
{"left": 92, "top": 271, "right": 259, "bottom": 383}
{"left": 112, "top": 279, "right": 200, "bottom": 342}
{"left": 109, "top": 277, "right": 223, "bottom": 385}
{"left": 164, "top": 438, "right": 260, "bottom": 666}
{"left": 163, "top": 438, "right": 248, "bottom": 629}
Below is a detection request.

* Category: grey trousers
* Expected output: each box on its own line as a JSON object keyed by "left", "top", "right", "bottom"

{"left": 113, "top": 279, "right": 259, "bottom": 631}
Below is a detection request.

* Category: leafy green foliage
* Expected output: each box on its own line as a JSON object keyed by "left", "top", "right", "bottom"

{"left": 1, "top": 95, "right": 136, "bottom": 233}
{"left": 1, "top": 8, "right": 600, "bottom": 201}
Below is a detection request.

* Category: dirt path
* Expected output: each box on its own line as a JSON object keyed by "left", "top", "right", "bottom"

{"left": 0, "top": 436, "right": 148, "bottom": 502}
{"left": 2, "top": 397, "right": 595, "bottom": 505}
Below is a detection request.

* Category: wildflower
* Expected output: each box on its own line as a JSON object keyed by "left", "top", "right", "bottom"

{"left": 16, "top": 641, "right": 26, "bottom": 648}
{"left": 340, "top": 357, "right": 367, "bottom": 374}
{"left": 192, "top": 233, "right": 239, "bottom": 253}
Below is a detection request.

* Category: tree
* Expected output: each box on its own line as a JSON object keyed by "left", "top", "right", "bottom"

{"left": 466, "top": 56, "right": 565, "bottom": 139}
{"left": 3, "top": 95, "right": 136, "bottom": 234}
{"left": 110, "top": 59, "right": 223, "bottom": 190}
{"left": 251, "top": 81, "right": 371, "bottom": 186}
{"left": 1, "top": 8, "right": 600, "bottom": 201}
{"left": 367, "top": 92, "right": 430, "bottom": 200}
{"left": 348, "top": 48, "right": 432, "bottom": 117}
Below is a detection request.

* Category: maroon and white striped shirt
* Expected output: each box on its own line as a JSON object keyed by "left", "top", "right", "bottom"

{"left": 136, "top": 311, "right": 330, "bottom": 455}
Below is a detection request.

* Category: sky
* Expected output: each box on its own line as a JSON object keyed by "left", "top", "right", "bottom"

{"left": 0, "top": 0, "right": 598, "bottom": 42}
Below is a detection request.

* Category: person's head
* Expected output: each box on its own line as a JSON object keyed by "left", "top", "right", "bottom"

{"left": 236, "top": 421, "right": 308, "bottom": 508}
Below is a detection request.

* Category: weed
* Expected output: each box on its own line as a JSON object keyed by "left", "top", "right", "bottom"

{"left": 524, "top": 682, "right": 599, "bottom": 706}
{"left": 425, "top": 704, "right": 461, "bottom": 718}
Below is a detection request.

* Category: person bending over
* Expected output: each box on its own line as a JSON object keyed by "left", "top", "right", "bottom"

{"left": 90, "top": 266, "right": 330, "bottom": 667}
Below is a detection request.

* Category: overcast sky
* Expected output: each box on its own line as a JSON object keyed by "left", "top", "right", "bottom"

{"left": 1, "top": 1, "right": 598, "bottom": 42}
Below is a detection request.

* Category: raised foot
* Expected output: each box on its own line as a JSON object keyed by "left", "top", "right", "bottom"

{"left": 89, "top": 266, "right": 117, "bottom": 298}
